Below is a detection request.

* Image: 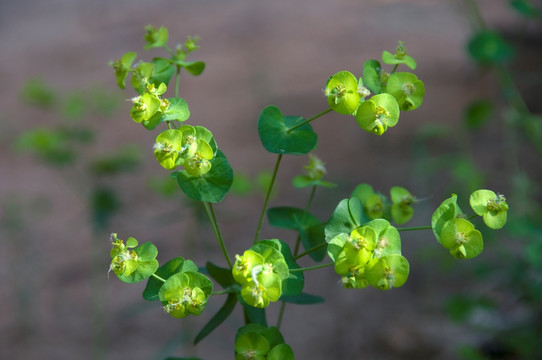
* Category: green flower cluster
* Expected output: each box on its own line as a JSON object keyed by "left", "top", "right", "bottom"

{"left": 352, "top": 183, "right": 417, "bottom": 225}
{"left": 110, "top": 26, "right": 234, "bottom": 206}
{"left": 109, "top": 234, "right": 213, "bottom": 319}
{"left": 324, "top": 41, "right": 425, "bottom": 135}
{"left": 432, "top": 190, "right": 509, "bottom": 259}
{"left": 153, "top": 125, "right": 217, "bottom": 175}
{"left": 109, "top": 233, "right": 159, "bottom": 283}
{"left": 159, "top": 271, "right": 212, "bottom": 319}
{"left": 233, "top": 243, "right": 289, "bottom": 308}
{"left": 235, "top": 324, "right": 295, "bottom": 360}
{"left": 328, "top": 219, "right": 409, "bottom": 290}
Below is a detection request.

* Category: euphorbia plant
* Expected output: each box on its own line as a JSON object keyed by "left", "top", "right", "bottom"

{"left": 107, "top": 27, "right": 509, "bottom": 359}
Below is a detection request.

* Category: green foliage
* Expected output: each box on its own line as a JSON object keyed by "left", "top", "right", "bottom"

{"left": 258, "top": 105, "right": 317, "bottom": 155}
{"left": 467, "top": 31, "right": 515, "bottom": 64}
{"left": 105, "top": 26, "right": 511, "bottom": 359}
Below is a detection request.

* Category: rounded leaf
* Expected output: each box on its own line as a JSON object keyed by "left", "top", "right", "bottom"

{"left": 258, "top": 105, "right": 317, "bottom": 155}
{"left": 176, "top": 150, "right": 233, "bottom": 203}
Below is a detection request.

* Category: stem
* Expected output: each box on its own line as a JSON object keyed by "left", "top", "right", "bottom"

{"left": 152, "top": 273, "right": 167, "bottom": 283}
{"left": 203, "top": 202, "right": 233, "bottom": 268}
{"left": 396, "top": 225, "right": 432, "bottom": 232}
{"left": 276, "top": 302, "right": 286, "bottom": 330}
{"left": 287, "top": 108, "right": 332, "bottom": 133}
{"left": 290, "top": 262, "right": 334, "bottom": 273}
{"left": 175, "top": 65, "right": 181, "bottom": 98}
{"left": 254, "top": 154, "right": 283, "bottom": 243}
{"left": 293, "top": 185, "right": 317, "bottom": 256}
{"left": 212, "top": 288, "right": 238, "bottom": 295}
{"left": 279, "top": 185, "right": 318, "bottom": 330}
{"left": 294, "top": 241, "right": 327, "bottom": 260}
{"left": 391, "top": 64, "right": 399, "bottom": 73}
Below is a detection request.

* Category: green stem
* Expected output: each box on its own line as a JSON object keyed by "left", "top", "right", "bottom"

{"left": 152, "top": 273, "right": 167, "bottom": 283}
{"left": 204, "top": 202, "right": 233, "bottom": 268}
{"left": 294, "top": 241, "right": 327, "bottom": 260}
{"left": 287, "top": 108, "right": 332, "bottom": 133}
{"left": 290, "top": 262, "right": 334, "bottom": 273}
{"left": 391, "top": 64, "right": 399, "bottom": 73}
{"left": 212, "top": 288, "right": 238, "bottom": 295}
{"left": 396, "top": 225, "right": 432, "bottom": 232}
{"left": 175, "top": 65, "right": 181, "bottom": 98}
{"left": 293, "top": 185, "right": 317, "bottom": 256}
{"left": 279, "top": 185, "right": 318, "bottom": 330}
{"left": 254, "top": 154, "right": 283, "bottom": 243}
{"left": 276, "top": 302, "right": 286, "bottom": 330}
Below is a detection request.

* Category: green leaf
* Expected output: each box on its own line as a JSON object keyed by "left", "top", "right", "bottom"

{"left": 176, "top": 150, "right": 233, "bottom": 203}
{"left": 468, "top": 31, "right": 515, "bottom": 64}
{"left": 143, "top": 257, "right": 193, "bottom": 301}
{"left": 431, "top": 194, "right": 462, "bottom": 244}
{"left": 510, "top": 0, "right": 542, "bottom": 18}
{"left": 292, "top": 175, "right": 336, "bottom": 189}
{"left": 258, "top": 105, "right": 317, "bottom": 155}
{"left": 194, "top": 293, "right": 237, "bottom": 344}
{"left": 325, "top": 197, "right": 366, "bottom": 242}
{"left": 150, "top": 58, "right": 175, "bottom": 87}
{"left": 299, "top": 223, "right": 327, "bottom": 262}
{"left": 362, "top": 60, "right": 382, "bottom": 94}
{"left": 464, "top": 99, "right": 493, "bottom": 130}
{"left": 183, "top": 61, "right": 206, "bottom": 76}
{"left": 206, "top": 261, "right": 235, "bottom": 288}
{"left": 280, "top": 292, "right": 324, "bottom": 305}
{"left": 382, "top": 50, "right": 417, "bottom": 69}
{"left": 267, "top": 207, "right": 320, "bottom": 231}
{"left": 143, "top": 98, "right": 191, "bottom": 130}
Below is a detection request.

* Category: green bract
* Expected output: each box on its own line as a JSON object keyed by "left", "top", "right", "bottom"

{"left": 382, "top": 41, "right": 417, "bottom": 69}
{"left": 328, "top": 219, "right": 403, "bottom": 290}
{"left": 131, "top": 62, "right": 154, "bottom": 94}
{"left": 354, "top": 93, "right": 400, "bottom": 135}
{"left": 109, "top": 234, "right": 159, "bottom": 283}
{"left": 385, "top": 72, "right": 425, "bottom": 111}
{"left": 431, "top": 194, "right": 463, "bottom": 243}
{"left": 159, "top": 271, "right": 213, "bottom": 318}
{"left": 470, "top": 189, "right": 509, "bottom": 229}
{"left": 440, "top": 218, "right": 483, "bottom": 259}
{"left": 144, "top": 25, "right": 169, "bottom": 50}
{"left": 390, "top": 186, "right": 415, "bottom": 224}
{"left": 365, "top": 255, "right": 409, "bottom": 290}
{"left": 325, "top": 71, "right": 360, "bottom": 115}
{"left": 109, "top": 51, "right": 136, "bottom": 89}
{"left": 153, "top": 129, "right": 183, "bottom": 170}
{"left": 234, "top": 325, "right": 294, "bottom": 360}
{"left": 130, "top": 92, "right": 161, "bottom": 123}
{"left": 292, "top": 154, "right": 335, "bottom": 189}
{"left": 233, "top": 243, "right": 290, "bottom": 308}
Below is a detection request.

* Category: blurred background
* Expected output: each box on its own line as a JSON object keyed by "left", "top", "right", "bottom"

{"left": 1, "top": 0, "right": 541, "bottom": 359}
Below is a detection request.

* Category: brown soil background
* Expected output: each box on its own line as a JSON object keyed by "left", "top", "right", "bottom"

{"left": 1, "top": 1, "right": 540, "bottom": 359}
